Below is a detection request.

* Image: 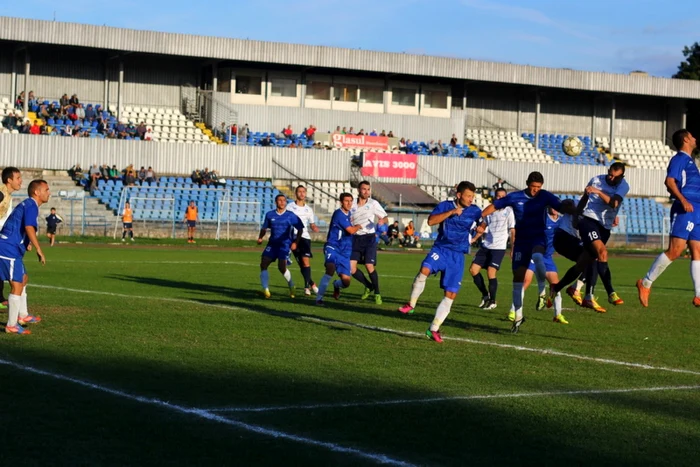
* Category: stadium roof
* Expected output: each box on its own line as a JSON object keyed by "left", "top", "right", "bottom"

{"left": 2, "top": 16, "right": 699, "bottom": 100}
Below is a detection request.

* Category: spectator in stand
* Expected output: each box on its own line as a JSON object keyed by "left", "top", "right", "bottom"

{"left": 201, "top": 168, "right": 212, "bottom": 186}
{"left": 376, "top": 221, "right": 390, "bottom": 247}
{"left": 115, "top": 121, "right": 127, "bottom": 139}
{"left": 260, "top": 135, "right": 273, "bottom": 147}
{"left": 2, "top": 111, "right": 17, "bottom": 130}
{"left": 69, "top": 94, "right": 80, "bottom": 107}
{"left": 137, "top": 122, "right": 147, "bottom": 140}
{"left": 282, "top": 125, "right": 293, "bottom": 140}
{"left": 76, "top": 104, "right": 86, "bottom": 120}
{"left": 402, "top": 221, "right": 420, "bottom": 247}
{"left": 38, "top": 102, "right": 50, "bottom": 120}
{"left": 357, "top": 129, "right": 365, "bottom": 136}
{"left": 370, "top": 129, "right": 378, "bottom": 137}
{"left": 109, "top": 165, "right": 120, "bottom": 181}
{"left": 348, "top": 127, "right": 355, "bottom": 135}
{"left": 388, "top": 221, "right": 400, "bottom": 245}
{"left": 217, "top": 122, "right": 226, "bottom": 139}
{"left": 100, "top": 164, "right": 110, "bottom": 180}
{"left": 437, "top": 139, "right": 446, "bottom": 155}
{"left": 450, "top": 134, "right": 458, "bottom": 147}
{"left": 387, "top": 131, "right": 395, "bottom": 138}
{"left": 88, "top": 164, "right": 101, "bottom": 194}
{"left": 138, "top": 166, "right": 147, "bottom": 183}
{"left": 20, "top": 120, "right": 31, "bottom": 134}
{"left": 69, "top": 163, "right": 83, "bottom": 183}
{"left": 597, "top": 151, "right": 606, "bottom": 165}
{"left": 126, "top": 122, "right": 138, "bottom": 138}
{"left": 240, "top": 123, "right": 250, "bottom": 140}
{"left": 59, "top": 94, "right": 70, "bottom": 111}
{"left": 14, "top": 91, "right": 24, "bottom": 110}
{"left": 64, "top": 124, "right": 73, "bottom": 137}
{"left": 124, "top": 164, "right": 137, "bottom": 186}
{"left": 27, "top": 91, "right": 37, "bottom": 109}
{"left": 306, "top": 124, "right": 316, "bottom": 141}
{"left": 47, "top": 102, "right": 59, "bottom": 118}
{"left": 96, "top": 118, "right": 107, "bottom": 135}
{"left": 145, "top": 167, "right": 156, "bottom": 183}
{"left": 41, "top": 125, "right": 53, "bottom": 136}
{"left": 399, "top": 138, "right": 408, "bottom": 153}
{"left": 231, "top": 123, "right": 238, "bottom": 139}
{"left": 380, "top": 130, "right": 386, "bottom": 137}
{"left": 428, "top": 140, "right": 439, "bottom": 155}
{"left": 144, "top": 128, "right": 153, "bottom": 141}
{"left": 341, "top": 127, "right": 347, "bottom": 134}
{"left": 106, "top": 128, "right": 117, "bottom": 139}
{"left": 333, "top": 126, "right": 341, "bottom": 135}
{"left": 84, "top": 104, "right": 96, "bottom": 121}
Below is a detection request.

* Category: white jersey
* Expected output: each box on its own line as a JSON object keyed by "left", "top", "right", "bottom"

{"left": 350, "top": 198, "right": 387, "bottom": 236}
{"left": 286, "top": 201, "right": 315, "bottom": 240}
{"left": 482, "top": 206, "right": 514, "bottom": 250}
{"left": 582, "top": 175, "right": 630, "bottom": 230}
{"left": 557, "top": 214, "right": 580, "bottom": 239}
{"left": 0, "top": 198, "right": 14, "bottom": 230}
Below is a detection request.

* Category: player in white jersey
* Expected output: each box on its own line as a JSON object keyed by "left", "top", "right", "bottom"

{"left": 350, "top": 181, "right": 388, "bottom": 305}
{"left": 0, "top": 167, "right": 22, "bottom": 309}
{"left": 286, "top": 185, "right": 320, "bottom": 296}
{"left": 469, "top": 188, "right": 514, "bottom": 309}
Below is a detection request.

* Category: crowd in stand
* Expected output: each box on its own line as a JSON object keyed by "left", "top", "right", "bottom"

{"left": 191, "top": 168, "right": 224, "bottom": 186}
{"left": 69, "top": 163, "right": 158, "bottom": 193}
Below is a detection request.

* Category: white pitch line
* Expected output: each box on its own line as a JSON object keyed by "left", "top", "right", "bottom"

{"left": 52, "top": 260, "right": 256, "bottom": 266}
{"left": 207, "top": 384, "right": 700, "bottom": 413}
{"left": 30, "top": 284, "right": 700, "bottom": 377}
{"left": 0, "top": 358, "right": 413, "bottom": 467}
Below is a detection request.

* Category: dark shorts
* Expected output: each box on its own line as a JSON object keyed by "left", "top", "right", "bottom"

{"left": 351, "top": 234, "right": 378, "bottom": 265}
{"left": 511, "top": 235, "right": 547, "bottom": 271}
{"left": 578, "top": 216, "right": 611, "bottom": 249}
{"left": 471, "top": 247, "right": 506, "bottom": 271}
{"left": 553, "top": 230, "right": 584, "bottom": 262}
{"left": 47, "top": 226, "right": 57, "bottom": 235}
{"left": 187, "top": 220, "right": 197, "bottom": 228}
{"left": 293, "top": 238, "right": 313, "bottom": 260}
{"left": 123, "top": 222, "right": 132, "bottom": 229}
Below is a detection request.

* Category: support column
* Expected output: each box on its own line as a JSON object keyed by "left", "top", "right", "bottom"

{"left": 609, "top": 97, "right": 616, "bottom": 155}
{"left": 534, "top": 92, "right": 541, "bottom": 150}
{"left": 517, "top": 97, "right": 522, "bottom": 135}
{"left": 662, "top": 102, "right": 668, "bottom": 142}
{"left": 463, "top": 84, "right": 468, "bottom": 138}
{"left": 300, "top": 72, "right": 306, "bottom": 108}
{"left": 212, "top": 62, "right": 218, "bottom": 93}
{"left": 383, "top": 78, "right": 389, "bottom": 114}
{"left": 681, "top": 104, "right": 687, "bottom": 129}
{"left": 22, "top": 50, "right": 30, "bottom": 118}
{"left": 103, "top": 61, "right": 109, "bottom": 110}
{"left": 10, "top": 50, "right": 16, "bottom": 105}
{"left": 117, "top": 61, "right": 124, "bottom": 119}
{"left": 591, "top": 97, "right": 596, "bottom": 144}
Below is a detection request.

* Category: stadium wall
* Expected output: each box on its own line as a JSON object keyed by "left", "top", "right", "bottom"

{"left": 0, "top": 47, "right": 11, "bottom": 100}
{"left": 0, "top": 135, "right": 669, "bottom": 197}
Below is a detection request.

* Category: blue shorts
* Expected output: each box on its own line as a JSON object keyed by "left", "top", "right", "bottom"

{"left": 421, "top": 246, "right": 465, "bottom": 293}
{"left": 187, "top": 220, "right": 197, "bottom": 228}
{"left": 0, "top": 254, "right": 25, "bottom": 283}
{"left": 670, "top": 204, "right": 700, "bottom": 241}
{"left": 262, "top": 244, "right": 291, "bottom": 261}
{"left": 528, "top": 255, "right": 557, "bottom": 273}
{"left": 351, "top": 234, "right": 378, "bottom": 265}
{"left": 324, "top": 245, "right": 351, "bottom": 277}
{"left": 512, "top": 236, "right": 546, "bottom": 271}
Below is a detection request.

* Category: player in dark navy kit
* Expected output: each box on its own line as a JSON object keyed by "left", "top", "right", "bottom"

{"left": 316, "top": 193, "right": 363, "bottom": 305}
{"left": 398, "top": 181, "right": 483, "bottom": 343}
{"left": 257, "top": 194, "right": 304, "bottom": 299}
{"left": 45, "top": 207, "right": 62, "bottom": 246}
{"left": 638, "top": 129, "right": 700, "bottom": 307}
{"left": 481, "top": 172, "right": 575, "bottom": 333}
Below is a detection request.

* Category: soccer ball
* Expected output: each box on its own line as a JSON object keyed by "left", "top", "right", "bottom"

{"left": 415, "top": 242, "right": 421, "bottom": 248}
{"left": 562, "top": 136, "right": 583, "bottom": 157}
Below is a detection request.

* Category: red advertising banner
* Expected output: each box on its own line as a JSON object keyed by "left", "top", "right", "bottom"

{"left": 360, "top": 152, "right": 418, "bottom": 179}
{"left": 332, "top": 133, "right": 389, "bottom": 150}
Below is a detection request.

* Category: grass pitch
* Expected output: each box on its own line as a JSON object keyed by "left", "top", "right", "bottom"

{"left": 1, "top": 240, "right": 700, "bottom": 466}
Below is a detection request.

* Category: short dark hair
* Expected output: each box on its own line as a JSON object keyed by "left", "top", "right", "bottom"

{"left": 50, "top": 207, "right": 56, "bottom": 211}
{"left": 339, "top": 192, "right": 353, "bottom": 202}
{"left": 672, "top": 129, "right": 691, "bottom": 151}
{"left": 610, "top": 162, "right": 626, "bottom": 174}
{"left": 275, "top": 194, "right": 286, "bottom": 201}
{"left": 358, "top": 180, "right": 371, "bottom": 189}
{"left": 295, "top": 185, "right": 306, "bottom": 194}
{"left": 526, "top": 171, "right": 544, "bottom": 185}
{"left": 456, "top": 181, "right": 476, "bottom": 194}
{"left": 27, "top": 179, "right": 47, "bottom": 197}
{"left": 495, "top": 188, "right": 507, "bottom": 196}
{"left": 1, "top": 167, "right": 20, "bottom": 184}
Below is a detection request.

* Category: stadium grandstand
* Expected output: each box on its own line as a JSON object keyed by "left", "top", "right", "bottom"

{"left": 0, "top": 16, "right": 697, "bottom": 245}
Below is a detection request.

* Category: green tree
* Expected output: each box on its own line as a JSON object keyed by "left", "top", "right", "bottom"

{"left": 674, "top": 42, "right": 700, "bottom": 80}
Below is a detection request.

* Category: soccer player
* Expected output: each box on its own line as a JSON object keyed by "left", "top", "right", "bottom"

{"left": 550, "top": 163, "right": 628, "bottom": 312}
{"left": 45, "top": 207, "right": 62, "bottom": 246}
{"left": 0, "top": 179, "right": 50, "bottom": 335}
{"left": 397, "top": 181, "right": 482, "bottom": 343}
{"left": 480, "top": 171, "right": 574, "bottom": 333}
{"left": 184, "top": 200, "right": 199, "bottom": 244}
{"left": 121, "top": 201, "right": 134, "bottom": 242}
{"left": 0, "top": 167, "right": 21, "bottom": 308}
{"left": 257, "top": 194, "right": 304, "bottom": 298}
{"left": 469, "top": 187, "right": 514, "bottom": 310}
{"left": 638, "top": 129, "right": 700, "bottom": 306}
{"left": 286, "top": 185, "right": 320, "bottom": 296}
{"left": 316, "top": 193, "right": 362, "bottom": 305}
{"left": 350, "top": 181, "right": 388, "bottom": 305}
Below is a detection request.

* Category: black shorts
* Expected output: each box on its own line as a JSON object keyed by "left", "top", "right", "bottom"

{"left": 578, "top": 216, "right": 611, "bottom": 249}
{"left": 123, "top": 222, "right": 133, "bottom": 229}
{"left": 471, "top": 247, "right": 506, "bottom": 270}
{"left": 351, "top": 234, "right": 378, "bottom": 265}
{"left": 553, "top": 230, "right": 583, "bottom": 262}
{"left": 293, "top": 238, "right": 313, "bottom": 260}
{"left": 47, "top": 226, "right": 57, "bottom": 235}
{"left": 187, "top": 220, "right": 197, "bottom": 228}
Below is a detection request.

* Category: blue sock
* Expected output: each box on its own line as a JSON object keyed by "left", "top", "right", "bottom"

{"left": 260, "top": 270, "right": 269, "bottom": 289}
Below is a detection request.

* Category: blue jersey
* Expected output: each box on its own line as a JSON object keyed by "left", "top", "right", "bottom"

{"left": 0, "top": 198, "right": 39, "bottom": 257}
{"left": 261, "top": 210, "right": 303, "bottom": 247}
{"left": 544, "top": 213, "right": 560, "bottom": 256}
{"left": 667, "top": 152, "right": 700, "bottom": 205}
{"left": 325, "top": 208, "right": 354, "bottom": 256}
{"left": 431, "top": 200, "right": 482, "bottom": 254}
{"left": 494, "top": 189, "right": 563, "bottom": 238}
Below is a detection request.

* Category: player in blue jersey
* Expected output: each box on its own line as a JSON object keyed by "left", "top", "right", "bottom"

{"left": 480, "top": 171, "right": 575, "bottom": 333}
{"left": 397, "top": 181, "right": 482, "bottom": 343}
{"left": 0, "top": 179, "right": 50, "bottom": 335}
{"left": 257, "top": 194, "right": 304, "bottom": 298}
{"left": 315, "top": 193, "right": 363, "bottom": 305}
{"left": 638, "top": 129, "right": 700, "bottom": 307}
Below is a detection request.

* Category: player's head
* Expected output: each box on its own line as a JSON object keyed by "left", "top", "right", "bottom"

{"left": 28, "top": 179, "right": 50, "bottom": 205}
{"left": 275, "top": 194, "right": 287, "bottom": 210}
{"left": 495, "top": 188, "right": 507, "bottom": 200}
{"left": 455, "top": 181, "right": 476, "bottom": 208}
{"left": 50, "top": 207, "right": 56, "bottom": 213}
{"left": 672, "top": 129, "right": 696, "bottom": 153}
{"left": 358, "top": 181, "right": 371, "bottom": 200}
{"left": 2, "top": 167, "right": 22, "bottom": 192}
{"left": 125, "top": 201, "right": 130, "bottom": 207}
{"left": 189, "top": 200, "right": 195, "bottom": 206}
{"left": 339, "top": 192, "right": 353, "bottom": 212}
{"left": 606, "top": 162, "right": 626, "bottom": 185}
{"left": 295, "top": 185, "right": 306, "bottom": 201}
{"left": 525, "top": 172, "right": 544, "bottom": 197}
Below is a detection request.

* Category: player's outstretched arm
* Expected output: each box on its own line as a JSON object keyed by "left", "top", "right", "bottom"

{"left": 257, "top": 228, "right": 267, "bottom": 244}
{"left": 666, "top": 177, "right": 693, "bottom": 213}
{"left": 345, "top": 224, "right": 363, "bottom": 235}
{"left": 25, "top": 226, "right": 45, "bottom": 265}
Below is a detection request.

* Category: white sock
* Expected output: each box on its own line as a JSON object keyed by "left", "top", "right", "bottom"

{"left": 409, "top": 273, "right": 428, "bottom": 307}
{"left": 575, "top": 279, "right": 585, "bottom": 292}
{"left": 282, "top": 269, "right": 293, "bottom": 287}
{"left": 7, "top": 293, "right": 20, "bottom": 327}
{"left": 19, "top": 289, "right": 28, "bottom": 319}
{"left": 430, "top": 297, "right": 454, "bottom": 332}
{"left": 553, "top": 292, "right": 562, "bottom": 317}
{"left": 691, "top": 261, "right": 700, "bottom": 298}
{"left": 643, "top": 252, "right": 673, "bottom": 288}
{"left": 513, "top": 282, "right": 524, "bottom": 321}
{"left": 316, "top": 274, "right": 332, "bottom": 300}
{"left": 260, "top": 270, "right": 269, "bottom": 289}
{"left": 532, "top": 253, "right": 547, "bottom": 288}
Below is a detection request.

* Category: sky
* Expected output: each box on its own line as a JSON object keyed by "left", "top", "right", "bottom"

{"left": 1, "top": 0, "right": 698, "bottom": 77}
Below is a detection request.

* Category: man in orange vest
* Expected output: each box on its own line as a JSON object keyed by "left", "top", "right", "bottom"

{"left": 184, "top": 200, "right": 199, "bottom": 244}
{"left": 122, "top": 201, "right": 134, "bottom": 242}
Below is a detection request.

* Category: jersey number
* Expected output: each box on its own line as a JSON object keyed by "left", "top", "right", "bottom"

{"left": 687, "top": 222, "right": 695, "bottom": 232}
{"left": 431, "top": 253, "right": 440, "bottom": 261}
{"left": 588, "top": 231, "right": 599, "bottom": 241}
{"left": 514, "top": 252, "right": 521, "bottom": 261}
